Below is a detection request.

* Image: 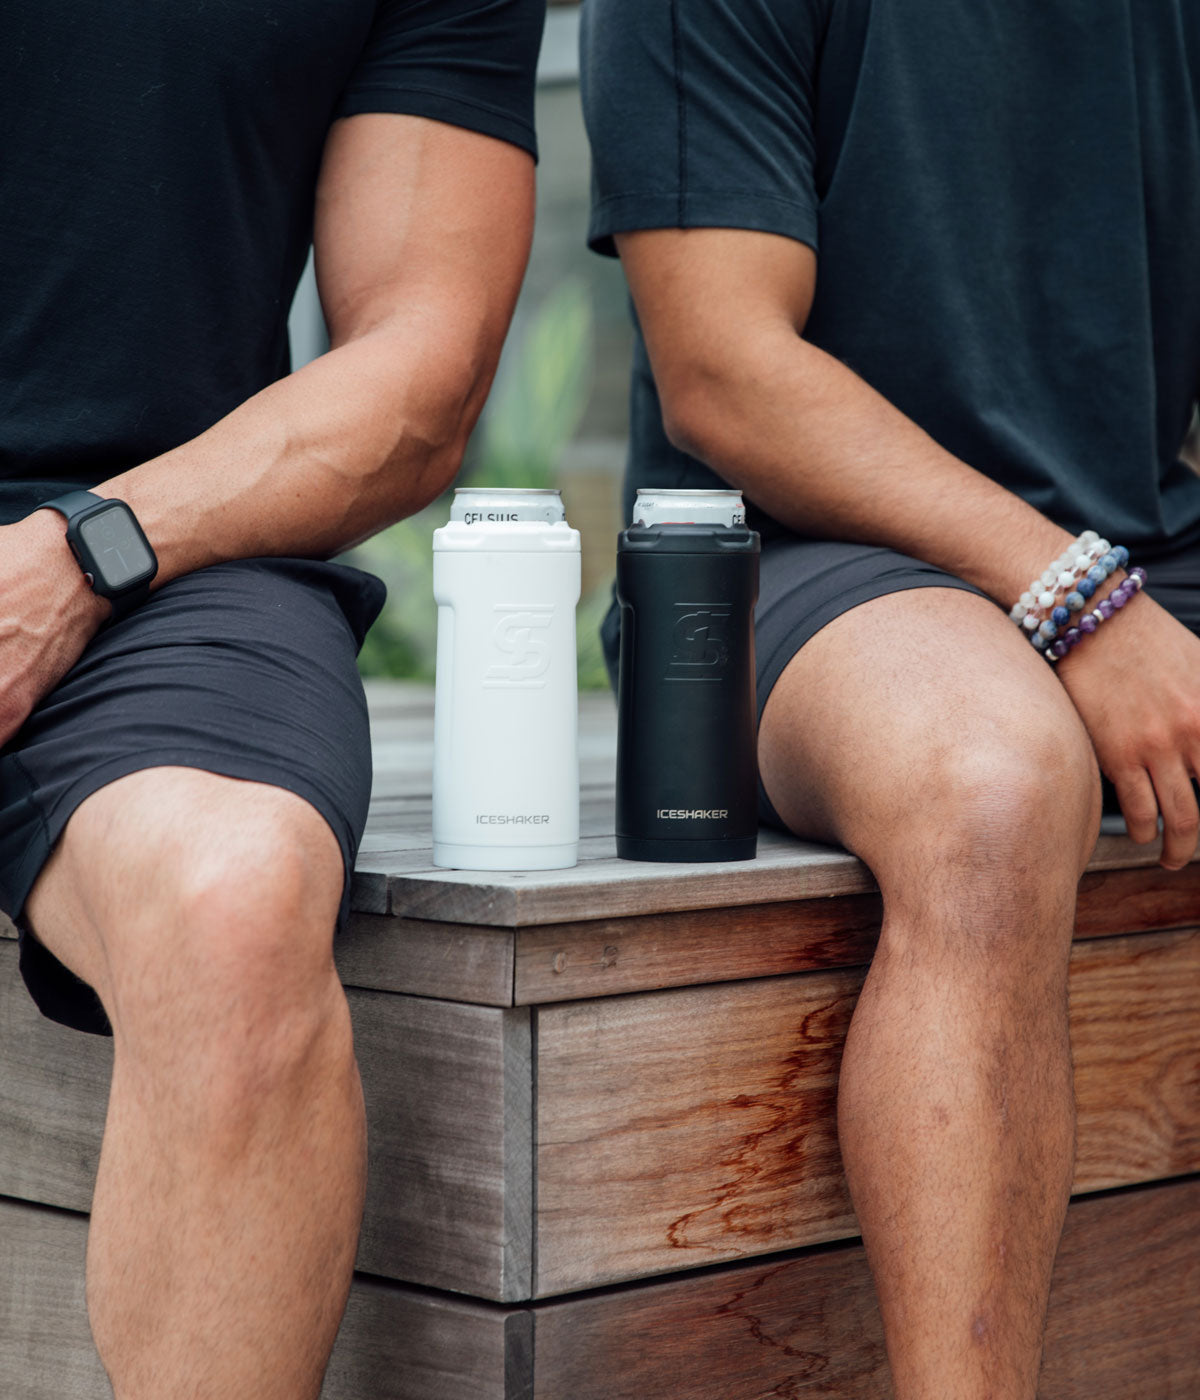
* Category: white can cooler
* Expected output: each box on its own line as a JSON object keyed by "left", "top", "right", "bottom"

{"left": 432, "top": 489, "right": 581, "bottom": 870}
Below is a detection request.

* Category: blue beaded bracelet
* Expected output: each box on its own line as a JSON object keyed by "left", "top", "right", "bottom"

{"left": 1044, "top": 565, "right": 1146, "bottom": 662}
{"left": 1010, "top": 534, "right": 1123, "bottom": 632}
{"left": 1012, "top": 539, "right": 1130, "bottom": 644}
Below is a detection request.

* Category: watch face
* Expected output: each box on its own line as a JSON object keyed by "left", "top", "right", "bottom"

{"left": 77, "top": 506, "right": 155, "bottom": 590}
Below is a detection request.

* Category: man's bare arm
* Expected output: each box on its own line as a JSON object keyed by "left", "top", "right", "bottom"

{"left": 1, "top": 114, "right": 532, "bottom": 737}
{"left": 619, "top": 226, "right": 1200, "bottom": 869}
{"left": 102, "top": 113, "right": 534, "bottom": 576}
{"left": 619, "top": 227, "right": 1074, "bottom": 596}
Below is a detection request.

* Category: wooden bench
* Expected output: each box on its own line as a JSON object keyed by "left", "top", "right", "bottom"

{"left": 2, "top": 680, "right": 1198, "bottom": 1398}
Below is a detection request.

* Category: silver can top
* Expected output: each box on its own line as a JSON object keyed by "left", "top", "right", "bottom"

{"left": 632, "top": 488, "right": 746, "bottom": 528}
{"left": 450, "top": 487, "right": 566, "bottom": 526}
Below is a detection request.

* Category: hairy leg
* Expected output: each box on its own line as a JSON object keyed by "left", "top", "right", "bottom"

{"left": 759, "top": 588, "right": 1100, "bottom": 1400}
{"left": 26, "top": 768, "right": 365, "bottom": 1400}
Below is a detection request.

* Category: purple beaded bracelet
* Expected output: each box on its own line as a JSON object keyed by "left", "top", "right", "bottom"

{"left": 1042, "top": 566, "right": 1147, "bottom": 662}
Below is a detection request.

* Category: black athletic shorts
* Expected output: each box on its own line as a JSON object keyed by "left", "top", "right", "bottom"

{"left": 0, "top": 557, "right": 385, "bottom": 1037}
{"left": 603, "top": 530, "right": 1200, "bottom": 828}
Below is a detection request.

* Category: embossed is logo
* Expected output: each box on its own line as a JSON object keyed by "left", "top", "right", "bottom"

{"left": 667, "top": 605, "right": 731, "bottom": 680}
{"left": 484, "top": 604, "right": 554, "bottom": 688}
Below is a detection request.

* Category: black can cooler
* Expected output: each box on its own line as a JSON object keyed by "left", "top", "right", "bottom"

{"left": 614, "top": 500, "right": 760, "bottom": 862}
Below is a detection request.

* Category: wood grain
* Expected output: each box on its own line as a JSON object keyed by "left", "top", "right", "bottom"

{"left": 0, "top": 941, "right": 111, "bottom": 1214}
{"left": 10, "top": 680, "right": 1197, "bottom": 932}
{"left": 0, "top": 943, "right": 532, "bottom": 1302}
{"left": 349, "top": 989, "right": 533, "bottom": 1301}
{"left": 513, "top": 863, "right": 1200, "bottom": 1004}
{"left": 0, "top": 1198, "right": 531, "bottom": 1400}
{"left": 533, "top": 930, "right": 1200, "bottom": 1295}
{"left": 325, "top": 1277, "right": 528, "bottom": 1400}
{"left": 0, "top": 1199, "right": 105, "bottom": 1400}
{"left": 535, "top": 968, "right": 859, "bottom": 1294}
{"left": 531, "top": 1178, "right": 1200, "bottom": 1400}
{"left": 336, "top": 911, "right": 514, "bottom": 1004}
{"left": 5, "top": 1180, "right": 1196, "bottom": 1400}
{"left": 1070, "top": 931, "right": 1200, "bottom": 1192}
{"left": 367, "top": 829, "right": 1197, "bottom": 928}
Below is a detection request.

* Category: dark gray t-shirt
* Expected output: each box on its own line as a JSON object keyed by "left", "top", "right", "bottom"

{"left": 0, "top": 0, "right": 543, "bottom": 525}
{"left": 582, "top": 0, "right": 1200, "bottom": 556}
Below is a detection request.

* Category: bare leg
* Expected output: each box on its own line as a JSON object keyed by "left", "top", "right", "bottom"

{"left": 759, "top": 588, "right": 1100, "bottom": 1399}
{"left": 26, "top": 768, "right": 365, "bottom": 1400}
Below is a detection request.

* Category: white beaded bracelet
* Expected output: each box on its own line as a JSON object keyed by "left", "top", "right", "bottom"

{"left": 1008, "top": 531, "right": 1110, "bottom": 631}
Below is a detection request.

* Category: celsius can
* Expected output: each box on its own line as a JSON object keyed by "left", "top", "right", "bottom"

{"left": 432, "top": 488, "right": 581, "bottom": 870}
{"left": 615, "top": 488, "right": 759, "bottom": 862}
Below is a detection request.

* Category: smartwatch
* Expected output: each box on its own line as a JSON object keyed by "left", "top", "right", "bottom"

{"left": 43, "top": 490, "right": 159, "bottom": 618}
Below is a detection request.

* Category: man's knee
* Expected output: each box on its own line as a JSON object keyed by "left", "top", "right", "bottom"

{"left": 865, "top": 719, "right": 1102, "bottom": 942}
{"left": 107, "top": 819, "right": 353, "bottom": 1136}
{"left": 46, "top": 771, "right": 348, "bottom": 1068}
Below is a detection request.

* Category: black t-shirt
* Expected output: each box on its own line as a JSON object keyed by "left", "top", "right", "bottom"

{"left": 0, "top": 0, "right": 543, "bottom": 524}
{"left": 582, "top": 0, "right": 1200, "bottom": 557}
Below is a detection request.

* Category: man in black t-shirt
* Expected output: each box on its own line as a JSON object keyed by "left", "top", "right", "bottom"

{"left": 0, "top": 2, "right": 542, "bottom": 1393}
{"left": 584, "top": 1, "right": 1200, "bottom": 1395}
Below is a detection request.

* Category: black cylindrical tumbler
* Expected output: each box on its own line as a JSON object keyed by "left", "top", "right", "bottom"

{"left": 615, "top": 492, "right": 760, "bottom": 862}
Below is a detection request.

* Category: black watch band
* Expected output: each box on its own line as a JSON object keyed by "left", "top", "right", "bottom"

{"left": 44, "top": 490, "right": 159, "bottom": 619}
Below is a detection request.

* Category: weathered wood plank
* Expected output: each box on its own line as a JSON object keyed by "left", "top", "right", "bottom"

{"left": 4, "top": 682, "right": 1195, "bottom": 933}
{"left": 325, "top": 1277, "right": 528, "bottom": 1400}
{"left": 6, "top": 927, "right": 1198, "bottom": 1302}
{"left": 0, "top": 1199, "right": 102, "bottom": 1400}
{"left": 534, "top": 929, "right": 1200, "bottom": 1294}
{"left": 0, "top": 1198, "right": 530, "bottom": 1400}
{"left": 347, "top": 989, "right": 533, "bottom": 1301}
{"left": 6, "top": 1180, "right": 1197, "bottom": 1400}
{"left": 1071, "top": 932, "right": 1200, "bottom": 1192}
{"left": 531, "top": 1178, "right": 1200, "bottom": 1400}
{"left": 535, "top": 967, "right": 858, "bottom": 1294}
{"left": 370, "top": 829, "right": 1195, "bottom": 928}
{"left": 15, "top": 857, "right": 1198, "bottom": 1007}
{"left": 0, "top": 943, "right": 532, "bottom": 1302}
{"left": 336, "top": 911, "right": 515, "bottom": 1004}
{"left": 0, "top": 948, "right": 111, "bottom": 1214}
{"left": 512, "top": 862, "right": 1200, "bottom": 1004}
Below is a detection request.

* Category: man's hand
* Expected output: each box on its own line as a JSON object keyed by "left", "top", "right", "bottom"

{"left": 1057, "top": 592, "right": 1200, "bottom": 870}
{"left": 0, "top": 511, "right": 109, "bottom": 745}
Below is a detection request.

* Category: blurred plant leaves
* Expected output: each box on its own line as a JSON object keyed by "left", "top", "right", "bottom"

{"left": 479, "top": 276, "right": 593, "bottom": 488}
{"left": 349, "top": 277, "right": 605, "bottom": 684}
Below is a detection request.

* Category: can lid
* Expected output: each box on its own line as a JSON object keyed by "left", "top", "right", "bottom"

{"left": 632, "top": 488, "right": 745, "bottom": 528}
{"left": 450, "top": 488, "right": 566, "bottom": 525}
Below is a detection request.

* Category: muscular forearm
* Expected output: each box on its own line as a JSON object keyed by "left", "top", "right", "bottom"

{"left": 664, "top": 327, "right": 1077, "bottom": 607}
{"left": 92, "top": 314, "right": 489, "bottom": 589}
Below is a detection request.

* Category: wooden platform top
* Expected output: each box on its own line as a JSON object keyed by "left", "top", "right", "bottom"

{"left": 352, "top": 682, "right": 1189, "bottom": 926}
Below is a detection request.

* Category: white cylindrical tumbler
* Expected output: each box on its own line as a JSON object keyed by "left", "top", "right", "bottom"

{"left": 431, "top": 488, "right": 581, "bottom": 870}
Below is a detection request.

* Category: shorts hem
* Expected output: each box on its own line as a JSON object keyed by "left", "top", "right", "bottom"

{"left": 11, "top": 749, "right": 361, "bottom": 1039}
{"left": 756, "top": 574, "right": 985, "bottom": 830}
{"left": 10, "top": 748, "right": 358, "bottom": 924}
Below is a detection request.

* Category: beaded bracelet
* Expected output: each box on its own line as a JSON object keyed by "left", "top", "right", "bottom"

{"left": 1034, "top": 566, "right": 1147, "bottom": 662}
{"left": 1023, "top": 542, "right": 1129, "bottom": 643}
{"left": 1009, "top": 533, "right": 1126, "bottom": 633}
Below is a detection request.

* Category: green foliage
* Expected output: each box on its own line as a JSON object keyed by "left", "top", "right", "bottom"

{"left": 349, "top": 277, "right": 607, "bottom": 685}
{"left": 575, "top": 581, "right": 617, "bottom": 692}
{"left": 480, "top": 276, "right": 593, "bottom": 488}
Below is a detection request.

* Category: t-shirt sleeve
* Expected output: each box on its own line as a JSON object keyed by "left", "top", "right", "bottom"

{"left": 581, "top": 0, "right": 828, "bottom": 255}
{"left": 335, "top": 0, "right": 545, "bottom": 160}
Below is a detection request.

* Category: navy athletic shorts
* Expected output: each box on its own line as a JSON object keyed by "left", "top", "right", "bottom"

{"left": 0, "top": 557, "right": 385, "bottom": 1037}
{"left": 603, "top": 529, "right": 1200, "bottom": 829}
{"left": 753, "top": 532, "right": 1200, "bottom": 827}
